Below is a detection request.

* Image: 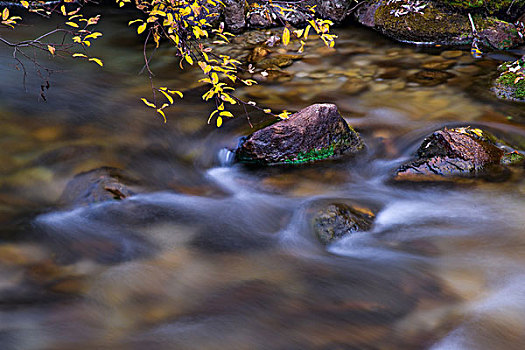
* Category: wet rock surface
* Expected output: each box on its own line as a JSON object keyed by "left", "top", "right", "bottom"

{"left": 394, "top": 127, "right": 524, "bottom": 181}
{"left": 223, "top": 0, "right": 246, "bottom": 33}
{"left": 313, "top": 203, "right": 375, "bottom": 245}
{"left": 493, "top": 57, "right": 525, "bottom": 102}
{"left": 407, "top": 70, "right": 456, "bottom": 86}
{"left": 59, "top": 167, "right": 136, "bottom": 207}
{"left": 235, "top": 104, "right": 364, "bottom": 165}
{"left": 354, "top": 0, "right": 524, "bottom": 48}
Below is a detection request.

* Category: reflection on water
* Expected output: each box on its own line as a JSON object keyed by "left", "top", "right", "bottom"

{"left": 1, "top": 8, "right": 525, "bottom": 350}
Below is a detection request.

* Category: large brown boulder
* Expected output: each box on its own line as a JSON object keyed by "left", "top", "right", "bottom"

{"left": 235, "top": 104, "right": 364, "bottom": 165}
{"left": 394, "top": 127, "right": 524, "bottom": 181}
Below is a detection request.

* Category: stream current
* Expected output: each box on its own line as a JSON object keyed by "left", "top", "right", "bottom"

{"left": 2, "top": 9, "right": 525, "bottom": 350}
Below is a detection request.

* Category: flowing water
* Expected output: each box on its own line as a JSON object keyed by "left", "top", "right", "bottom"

{"left": 2, "top": 8, "right": 525, "bottom": 350}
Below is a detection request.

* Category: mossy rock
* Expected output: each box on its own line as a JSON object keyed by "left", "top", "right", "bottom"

{"left": 493, "top": 58, "right": 525, "bottom": 102}
{"left": 355, "top": 0, "right": 524, "bottom": 49}
{"left": 235, "top": 104, "right": 365, "bottom": 165}
{"left": 436, "top": 0, "right": 525, "bottom": 16}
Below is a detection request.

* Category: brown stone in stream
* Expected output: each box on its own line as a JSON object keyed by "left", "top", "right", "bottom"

{"left": 235, "top": 104, "right": 364, "bottom": 165}
{"left": 394, "top": 127, "right": 507, "bottom": 181}
{"left": 313, "top": 203, "right": 375, "bottom": 245}
{"left": 59, "top": 167, "right": 136, "bottom": 206}
{"left": 407, "top": 70, "right": 456, "bottom": 86}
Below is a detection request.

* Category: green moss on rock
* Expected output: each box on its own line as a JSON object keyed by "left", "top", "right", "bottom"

{"left": 370, "top": 1, "right": 522, "bottom": 48}
{"left": 493, "top": 58, "right": 525, "bottom": 101}
{"left": 438, "top": 0, "right": 525, "bottom": 15}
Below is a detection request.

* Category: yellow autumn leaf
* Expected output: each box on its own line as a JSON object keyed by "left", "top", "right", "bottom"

{"left": 66, "top": 21, "right": 79, "bottom": 28}
{"left": 282, "top": 27, "right": 290, "bottom": 46}
{"left": 72, "top": 53, "right": 87, "bottom": 58}
{"left": 20, "top": 1, "right": 29, "bottom": 8}
{"left": 84, "top": 32, "right": 103, "bottom": 39}
{"left": 156, "top": 108, "right": 167, "bottom": 123}
{"left": 159, "top": 89, "right": 174, "bottom": 104}
{"left": 220, "top": 111, "right": 233, "bottom": 118}
{"left": 172, "top": 90, "right": 183, "bottom": 98}
{"left": 128, "top": 19, "right": 143, "bottom": 26}
{"left": 185, "top": 54, "right": 194, "bottom": 65}
{"left": 211, "top": 72, "right": 219, "bottom": 84}
{"left": 137, "top": 23, "right": 147, "bottom": 34}
{"left": 208, "top": 109, "right": 218, "bottom": 124}
{"left": 216, "top": 116, "right": 223, "bottom": 127}
{"left": 88, "top": 57, "right": 103, "bottom": 66}
{"left": 141, "top": 98, "right": 156, "bottom": 108}
{"left": 60, "top": 5, "right": 66, "bottom": 16}
{"left": 263, "top": 109, "right": 272, "bottom": 114}
{"left": 2, "top": 8, "right": 9, "bottom": 21}
{"left": 47, "top": 45, "right": 56, "bottom": 55}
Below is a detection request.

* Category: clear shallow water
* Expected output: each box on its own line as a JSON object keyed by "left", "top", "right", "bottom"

{"left": 1, "top": 8, "right": 525, "bottom": 350}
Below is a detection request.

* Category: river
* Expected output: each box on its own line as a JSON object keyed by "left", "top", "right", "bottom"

{"left": 1, "top": 7, "right": 525, "bottom": 350}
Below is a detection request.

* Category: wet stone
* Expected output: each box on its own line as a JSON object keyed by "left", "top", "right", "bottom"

{"left": 257, "top": 56, "right": 294, "bottom": 70}
{"left": 441, "top": 51, "right": 464, "bottom": 59}
{"left": 407, "top": 70, "right": 456, "bottom": 86}
{"left": 378, "top": 67, "right": 403, "bottom": 80}
{"left": 247, "top": 46, "right": 271, "bottom": 63}
{"left": 313, "top": 203, "right": 375, "bottom": 245}
{"left": 235, "top": 104, "right": 365, "bottom": 165}
{"left": 421, "top": 60, "right": 456, "bottom": 71}
{"left": 342, "top": 78, "right": 369, "bottom": 95}
{"left": 394, "top": 127, "right": 523, "bottom": 182}
{"left": 59, "top": 167, "right": 136, "bottom": 207}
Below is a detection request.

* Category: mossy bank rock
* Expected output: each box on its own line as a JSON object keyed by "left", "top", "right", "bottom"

{"left": 355, "top": 0, "right": 524, "bottom": 49}
{"left": 59, "top": 167, "right": 135, "bottom": 207}
{"left": 235, "top": 104, "right": 364, "bottom": 165}
{"left": 493, "top": 57, "right": 525, "bottom": 102}
{"left": 313, "top": 203, "right": 375, "bottom": 245}
{"left": 394, "top": 127, "right": 525, "bottom": 182}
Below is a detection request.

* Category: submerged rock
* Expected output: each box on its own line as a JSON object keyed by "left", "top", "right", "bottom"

{"left": 493, "top": 57, "right": 525, "bottom": 102}
{"left": 313, "top": 203, "right": 375, "bottom": 245}
{"left": 59, "top": 167, "right": 136, "bottom": 207}
{"left": 407, "top": 70, "right": 456, "bottom": 86}
{"left": 235, "top": 104, "right": 364, "bottom": 165}
{"left": 394, "top": 127, "right": 524, "bottom": 181}
{"left": 355, "top": 0, "right": 524, "bottom": 49}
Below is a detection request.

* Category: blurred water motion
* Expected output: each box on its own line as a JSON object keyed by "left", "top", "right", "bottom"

{"left": 1, "top": 8, "right": 525, "bottom": 350}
